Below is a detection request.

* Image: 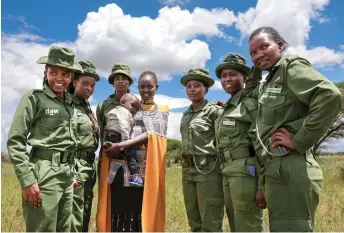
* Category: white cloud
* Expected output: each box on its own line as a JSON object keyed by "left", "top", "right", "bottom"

{"left": 234, "top": 0, "right": 344, "bottom": 68}
{"left": 210, "top": 80, "right": 223, "bottom": 90}
{"left": 340, "top": 44, "right": 344, "bottom": 50}
{"left": 76, "top": 4, "right": 237, "bottom": 80}
{"left": 288, "top": 45, "right": 344, "bottom": 68}
{"left": 236, "top": 0, "right": 329, "bottom": 46}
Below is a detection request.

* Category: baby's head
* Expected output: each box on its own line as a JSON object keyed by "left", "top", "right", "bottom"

{"left": 120, "top": 93, "right": 140, "bottom": 115}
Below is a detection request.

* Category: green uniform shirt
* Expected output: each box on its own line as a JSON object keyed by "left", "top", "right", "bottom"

{"left": 72, "top": 95, "right": 98, "bottom": 151}
{"left": 96, "top": 93, "right": 120, "bottom": 145}
{"left": 255, "top": 55, "right": 342, "bottom": 155}
{"left": 180, "top": 100, "right": 222, "bottom": 157}
{"left": 7, "top": 84, "right": 78, "bottom": 188}
{"left": 215, "top": 90, "right": 257, "bottom": 151}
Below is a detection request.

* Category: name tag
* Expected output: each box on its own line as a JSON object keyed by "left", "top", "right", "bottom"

{"left": 45, "top": 108, "right": 59, "bottom": 116}
{"left": 266, "top": 84, "right": 283, "bottom": 94}
{"left": 222, "top": 118, "right": 235, "bottom": 126}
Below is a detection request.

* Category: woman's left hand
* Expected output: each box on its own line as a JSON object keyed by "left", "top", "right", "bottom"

{"left": 270, "top": 128, "right": 295, "bottom": 149}
{"left": 104, "top": 141, "right": 122, "bottom": 158}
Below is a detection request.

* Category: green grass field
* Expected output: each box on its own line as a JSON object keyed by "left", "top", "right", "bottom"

{"left": 2, "top": 156, "right": 344, "bottom": 232}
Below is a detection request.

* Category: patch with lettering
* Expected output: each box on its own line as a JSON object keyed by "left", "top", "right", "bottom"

{"left": 45, "top": 108, "right": 59, "bottom": 116}
{"left": 222, "top": 117, "right": 235, "bottom": 126}
{"left": 266, "top": 84, "right": 283, "bottom": 94}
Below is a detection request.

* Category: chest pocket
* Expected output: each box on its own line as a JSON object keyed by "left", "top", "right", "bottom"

{"left": 77, "top": 115, "right": 92, "bottom": 136}
{"left": 219, "top": 117, "right": 240, "bottom": 138}
{"left": 190, "top": 117, "right": 212, "bottom": 139}
{"left": 258, "top": 92, "right": 286, "bottom": 125}
{"left": 40, "top": 117, "right": 64, "bottom": 137}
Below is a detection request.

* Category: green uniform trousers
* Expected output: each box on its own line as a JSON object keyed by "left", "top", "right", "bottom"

{"left": 222, "top": 157, "right": 263, "bottom": 232}
{"left": 23, "top": 156, "right": 74, "bottom": 232}
{"left": 182, "top": 162, "right": 224, "bottom": 232}
{"left": 71, "top": 160, "right": 96, "bottom": 232}
{"left": 262, "top": 152, "right": 322, "bottom": 232}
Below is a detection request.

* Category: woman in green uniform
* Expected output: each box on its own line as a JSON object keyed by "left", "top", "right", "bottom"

{"left": 248, "top": 26, "right": 342, "bottom": 231}
{"left": 214, "top": 53, "right": 264, "bottom": 232}
{"left": 7, "top": 46, "right": 83, "bottom": 232}
{"left": 69, "top": 60, "right": 99, "bottom": 232}
{"left": 180, "top": 68, "right": 224, "bottom": 232}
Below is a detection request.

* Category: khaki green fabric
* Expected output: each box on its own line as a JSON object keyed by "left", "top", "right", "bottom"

{"left": 71, "top": 161, "right": 96, "bottom": 232}
{"left": 180, "top": 100, "right": 222, "bottom": 158}
{"left": 108, "top": 63, "right": 133, "bottom": 85}
{"left": 76, "top": 60, "right": 100, "bottom": 81}
{"left": 37, "top": 45, "right": 83, "bottom": 72}
{"left": 215, "top": 53, "right": 251, "bottom": 78}
{"left": 180, "top": 68, "right": 215, "bottom": 87}
{"left": 23, "top": 156, "right": 74, "bottom": 232}
{"left": 222, "top": 159, "right": 263, "bottom": 232}
{"left": 7, "top": 84, "right": 77, "bottom": 232}
{"left": 180, "top": 100, "right": 224, "bottom": 231}
{"left": 255, "top": 55, "right": 342, "bottom": 231}
{"left": 264, "top": 153, "right": 322, "bottom": 231}
{"left": 71, "top": 95, "right": 98, "bottom": 232}
{"left": 214, "top": 88, "right": 263, "bottom": 231}
{"left": 255, "top": 55, "right": 342, "bottom": 156}
{"left": 7, "top": 84, "right": 78, "bottom": 189}
{"left": 182, "top": 165, "right": 224, "bottom": 232}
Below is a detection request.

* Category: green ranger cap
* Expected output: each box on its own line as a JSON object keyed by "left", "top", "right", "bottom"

{"left": 215, "top": 53, "right": 250, "bottom": 78}
{"left": 36, "top": 45, "right": 83, "bottom": 72}
{"left": 180, "top": 68, "right": 215, "bottom": 87}
{"left": 76, "top": 60, "right": 100, "bottom": 81}
{"left": 108, "top": 63, "right": 133, "bottom": 85}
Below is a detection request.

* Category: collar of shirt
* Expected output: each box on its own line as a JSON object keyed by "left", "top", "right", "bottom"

{"left": 225, "top": 89, "right": 244, "bottom": 108}
{"left": 186, "top": 99, "right": 209, "bottom": 113}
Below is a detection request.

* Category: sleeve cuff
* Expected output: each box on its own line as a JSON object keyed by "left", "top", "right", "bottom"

{"left": 292, "top": 133, "right": 308, "bottom": 154}
{"left": 18, "top": 172, "right": 37, "bottom": 189}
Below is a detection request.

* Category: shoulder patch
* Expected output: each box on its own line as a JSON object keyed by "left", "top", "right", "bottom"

{"left": 242, "top": 98, "right": 257, "bottom": 112}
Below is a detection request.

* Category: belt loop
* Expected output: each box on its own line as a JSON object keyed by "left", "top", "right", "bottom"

{"left": 51, "top": 151, "right": 61, "bottom": 171}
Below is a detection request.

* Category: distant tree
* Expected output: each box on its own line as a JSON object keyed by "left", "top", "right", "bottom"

{"left": 1, "top": 152, "right": 10, "bottom": 163}
{"left": 312, "top": 82, "right": 344, "bottom": 155}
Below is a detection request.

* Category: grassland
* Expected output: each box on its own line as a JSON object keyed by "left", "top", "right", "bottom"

{"left": 2, "top": 156, "right": 344, "bottom": 232}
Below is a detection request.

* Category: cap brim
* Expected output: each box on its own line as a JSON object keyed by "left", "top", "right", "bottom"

{"left": 76, "top": 72, "right": 100, "bottom": 81}
{"left": 181, "top": 74, "right": 214, "bottom": 87}
{"left": 215, "top": 63, "right": 250, "bottom": 78}
{"left": 37, "top": 56, "right": 83, "bottom": 72}
{"left": 108, "top": 71, "right": 133, "bottom": 85}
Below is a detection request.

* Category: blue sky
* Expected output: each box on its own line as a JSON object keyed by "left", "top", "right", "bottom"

{"left": 1, "top": 0, "right": 344, "bottom": 152}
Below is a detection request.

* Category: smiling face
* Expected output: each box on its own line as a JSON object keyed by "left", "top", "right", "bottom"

{"left": 73, "top": 75, "right": 96, "bottom": 100}
{"left": 220, "top": 69, "right": 245, "bottom": 95}
{"left": 249, "top": 32, "right": 284, "bottom": 71}
{"left": 138, "top": 74, "right": 158, "bottom": 101}
{"left": 45, "top": 65, "right": 73, "bottom": 97}
{"left": 185, "top": 80, "right": 207, "bottom": 103}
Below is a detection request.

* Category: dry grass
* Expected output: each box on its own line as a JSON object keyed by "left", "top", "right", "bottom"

{"left": 2, "top": 156, "right": 344, "bottom": 232}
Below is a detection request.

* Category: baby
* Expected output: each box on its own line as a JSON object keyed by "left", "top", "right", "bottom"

{"left": 105, "top": 93, "right": 143, "bottom": 186}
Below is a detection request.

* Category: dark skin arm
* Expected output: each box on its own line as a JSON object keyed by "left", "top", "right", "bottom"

{"left": 103, "top": 132, "right": 149, "bottom": 158}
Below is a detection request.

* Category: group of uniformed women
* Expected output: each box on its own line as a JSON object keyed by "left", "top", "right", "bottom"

{"left": 179, "top": 26, "right": 342, "bottom": 232}
{"left": 7, "top": 26, "right": 342, "bottom": 232}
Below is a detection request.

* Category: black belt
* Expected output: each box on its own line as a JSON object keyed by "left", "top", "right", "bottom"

{"left": 31, "top": 148, "right": 75, "bottom": 164}
{"left": 219, "top": 147, "right": 252, "bottom": 164}
{"left": 182, "top": 155, "right": 216, "bottom": 168}
{"left": 75, "top": 151, "right": 95, "bottom": 164}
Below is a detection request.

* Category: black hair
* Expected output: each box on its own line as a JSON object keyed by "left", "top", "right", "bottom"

{"left": 249, "top": 26, "right": 289, "bottom": 52}
{"left": 139, "top": 71, "right": 158, "bottom": 85}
